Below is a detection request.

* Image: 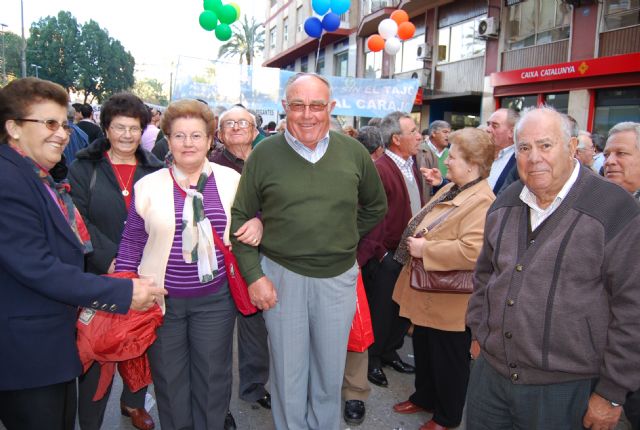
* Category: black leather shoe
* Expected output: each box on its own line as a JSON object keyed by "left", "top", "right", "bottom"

{"left": 224, "top": 411, "right": 236, "bottom": 430}
{"left": 344, "top": 400, "right": 366, "bottom": 426}
{"left": 383, "top": 359, "right": 415, "bottom": 374}
{"left": 256, "top": 392, "right": 271, "bottom": 409}
{"left": 367, "top": 367, "right": 388, "bottom": 387}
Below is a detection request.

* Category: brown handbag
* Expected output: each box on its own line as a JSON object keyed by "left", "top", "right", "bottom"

{"left": 409, "top": 259, "right": 474, "bottom": 293}
{"left": 408, "top": 204, "right": 473, "bottom": 293}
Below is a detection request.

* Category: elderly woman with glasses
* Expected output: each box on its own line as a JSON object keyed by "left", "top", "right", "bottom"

{"left": 68, "top": 92, "right": 164, "bottom": 430}
{"left": 0, "top": 79, "right": 163, "bottom": 430}
{"left": 115, "top": 99, "right": 261, "bottom": 430}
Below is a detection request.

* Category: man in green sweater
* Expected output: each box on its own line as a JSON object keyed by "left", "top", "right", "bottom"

{"left": 231, "top": 73, "right": 387, "bottom": 430}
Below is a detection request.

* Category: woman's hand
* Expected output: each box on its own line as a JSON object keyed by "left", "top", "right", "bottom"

{"left": 420, "top": 167, "right": 443, "bottom": 186}
{"left": 234, "top": 217, "right": 263, "bottom": 247}
{"left": 407, "top": 236, "right": 427, "bottom": 258}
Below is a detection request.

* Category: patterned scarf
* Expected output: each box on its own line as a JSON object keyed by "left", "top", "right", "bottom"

{"left": 394, "top": 177, "right": 483, "bottom": 265}
{"left": 171, "top": 161, "right": 218, "bottom": 283}
{"left": 11, "top": 144, "right": 93, "bottom": 254}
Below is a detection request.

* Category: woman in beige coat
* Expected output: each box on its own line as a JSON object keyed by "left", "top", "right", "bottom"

{"left": 391, "top": 128, "right": 496, "bottom": 430}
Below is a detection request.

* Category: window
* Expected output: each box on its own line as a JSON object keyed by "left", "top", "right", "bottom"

{"left": 394, "top": 35, "right": 427, "bottom": 73}
{"left": 283, "top": 18, "right": 289, "bottom": 47}
{"left": 602, "top": 0, "right": 640, "bottom": 31}
{"left": 316, "top": 49, "right": 325, "bottom": 75}
{"left": 269, "top": 27, "right": 277, "bottom": 50}
{"left": 301, "top": 56, "right": 309, "bottom": 73}
{"left": 438, "top": 16, "right": 486, "bottom": 63}
{"left": 500, "top": 95, "right": 538, "bottom": 111}
{"left": 365, "top": 50, "right": 382, "bottom": 78}
{"left": 593, "top": 87, "right": 640, "bottom": 136}
{"left": 296, "top": 7, "right": 304, "bottom": 32}
{"left": 506, "top": 0, "right": 571, "bottom": 49}
{"left": 334, "top": 51, "right": 348, "bottom": 76}
{"left": 544, "top": 92, "right": 569, "bottom": 114}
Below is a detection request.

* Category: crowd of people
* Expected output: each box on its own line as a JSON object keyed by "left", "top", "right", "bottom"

{"left": 0, "top": 73, "right": 639, "bottom": 430}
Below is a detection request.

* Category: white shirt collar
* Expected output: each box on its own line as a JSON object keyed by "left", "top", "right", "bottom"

{"left": 520, "top": 160, "right": 580, "bottom": 229}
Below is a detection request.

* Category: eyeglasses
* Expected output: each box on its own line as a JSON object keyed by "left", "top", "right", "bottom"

{"left": 286, "top": 102, "right": 328, "bottom": 112}
{"left": 16, "top": 118, "right": 72, "bottom": 135}
{"left": 221, "top": 119, "right": 254, "bottom": 129}
{"left": 171, "top": 132, "right": 206, "bottom": 143}
{"left": 110, "top": 124, "right": 142, "bottom": 135}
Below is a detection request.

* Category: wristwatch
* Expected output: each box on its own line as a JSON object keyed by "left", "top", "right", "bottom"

{"left": 610, "top": 400, "right": 621, "bottom": 407}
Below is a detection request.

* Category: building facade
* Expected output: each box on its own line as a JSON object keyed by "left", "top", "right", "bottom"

{"left": 262, "top": 0, "right": 639, "bottom": 133}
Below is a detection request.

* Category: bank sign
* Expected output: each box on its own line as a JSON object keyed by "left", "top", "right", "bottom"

{"left": 172, "top": 56, "right": 420, "bottom": 118}
{"left": 490, "top": 53, "right": 640, "bottom": 87}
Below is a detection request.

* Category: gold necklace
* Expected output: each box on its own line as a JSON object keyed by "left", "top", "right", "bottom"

{"left": 107, "top": 152, "right": 137, "bottom": 197}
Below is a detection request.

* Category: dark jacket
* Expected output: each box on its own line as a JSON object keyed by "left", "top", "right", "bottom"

{"left": 76, "top": 120, "right": 104, "bottom": 145}
{"left": 0, "top": 143, "right": 132, "bottom": 391}
{"left": 68, "top": 138, "right": 163, "bottom": 274}
{"left": 467, "top": 168, "right": 640, "bottom": 404}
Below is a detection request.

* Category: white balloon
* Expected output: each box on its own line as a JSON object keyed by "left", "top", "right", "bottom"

{"left": 384, "top": 37, "right": 402, "bottom": 55}
{"left": 378, "top": 18, "right": 398, "bottom": 40}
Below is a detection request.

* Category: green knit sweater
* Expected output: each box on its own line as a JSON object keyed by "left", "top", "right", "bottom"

{"left": 230, "top": 131, "right": 387, "bottom": 284}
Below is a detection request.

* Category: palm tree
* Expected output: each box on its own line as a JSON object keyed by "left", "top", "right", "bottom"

{"left": 217, "top": 16, "right": 265, "bottom": 66}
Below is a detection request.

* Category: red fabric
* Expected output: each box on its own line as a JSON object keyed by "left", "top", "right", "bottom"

{"left": 76, "top": 272, "right": 163, "bottom": 400}
{"left": 347, "top": 271, "right": 374, "bottom": 353}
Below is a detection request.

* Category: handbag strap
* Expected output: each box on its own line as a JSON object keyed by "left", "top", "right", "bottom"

{"left": 423, "top": 205, "right": 458, "bottom": 234}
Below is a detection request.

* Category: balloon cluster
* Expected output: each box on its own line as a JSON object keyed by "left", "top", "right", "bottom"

{"left": 199, "top": 0, "right": 241, "bottom": 41}
{"left": 366, "top": 10, "right": 416, "bottom": 55}
{"left": 304, "top": 0, "right": 351, "bottom": 39}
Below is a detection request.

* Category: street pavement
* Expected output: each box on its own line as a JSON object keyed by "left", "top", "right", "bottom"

{"left": 0, "top": 333, "right": 633, "bottom": 429}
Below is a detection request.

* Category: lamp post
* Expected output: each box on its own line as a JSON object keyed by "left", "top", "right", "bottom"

{"left": 0, "top": 23, "right": 7, "bottom": 84}
{"left": 20, "top": 0, "right": 27, "bottom": 78}
{"left": 31, "top": 63, "right": 41, "bottom": 78}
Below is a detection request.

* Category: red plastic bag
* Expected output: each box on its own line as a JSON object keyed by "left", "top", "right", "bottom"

{"left": 347, "top": 271, "right": 374, "bottom": 353}
{"left": 76, "top": 272, "right": 163, "bottom": 400}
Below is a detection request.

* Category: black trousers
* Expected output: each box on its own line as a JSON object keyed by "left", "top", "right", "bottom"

{"left": 0, "top": 379, "right": 76, "bottom": 430}
{"left": 78, "top": 361, "right": 147, "bottom": 430}
{"left": 410, "top": 325, "right": 471, "bottom": 428}
{"left": 625, "top": 389, "right": 640, "bottom": 430}
{"left": 236, "top": 311, "right": 270, "bottom": 402}
{"left": 361, "top": 253, "right": 411, "bottom": 369}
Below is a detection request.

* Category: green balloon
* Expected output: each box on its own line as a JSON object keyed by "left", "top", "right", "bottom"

{"left": 215, "top": 23, "right": 232, "bottom": 41}
{"left": 203, "top": 0, "right": 222, "bottom": 12}
{"left": 218, "top": 4, "right": 238, "bottom": 24}
{"left": 199, "top": 10, "right": 218, "bottom": 31}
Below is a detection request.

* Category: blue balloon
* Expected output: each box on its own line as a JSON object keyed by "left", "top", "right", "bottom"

{"left": 304, "top": 17, "right": 323, "bottom": 38}
{"left": 330, "top": 0, "right": 351, "bottom": 15}
{"left": 322, "top": 13, "right": 340, "bottom": 32}
{"left": 312, "top": 0, "right": 331, "bottom": 15}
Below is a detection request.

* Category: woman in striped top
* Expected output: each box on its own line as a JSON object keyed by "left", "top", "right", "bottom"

{"left": 116, "top": 99, "right": 261, "bottom": 430}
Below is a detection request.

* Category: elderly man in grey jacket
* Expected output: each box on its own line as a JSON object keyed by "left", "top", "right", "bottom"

{"left": 466, "top": 107, "right": 640, "bottom": 430}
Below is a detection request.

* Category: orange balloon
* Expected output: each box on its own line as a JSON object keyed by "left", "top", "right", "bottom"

{"left": 390, "top": 10, "right": 409, "bottom": 25}
{"left": 367, "top": 34, "right": 385, "bottom": 52}
{"left": 397, "top": 21, "right": 416, "bottom": 40}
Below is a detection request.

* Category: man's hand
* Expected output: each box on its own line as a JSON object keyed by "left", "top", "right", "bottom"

{"left": 583, "top": 393, "right": 622, "bottom": 430}
{"left": 420, "top": 167, "right": 443, "bottom": 186}
{"left": 248, "top": 276, "right": 277, "bottom": 310}
{"left": 130, "top": 277, "right": 167, "bottom": 311}
{"left": 470, "top": 340, "right": 481, "bottom": 359}
{"left": 234, "top": 217, "right": 263, "bottom": 247}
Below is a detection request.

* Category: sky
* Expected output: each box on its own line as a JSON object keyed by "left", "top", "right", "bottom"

{"left": 1, "top": 0, "right": 267, "bottom": 84}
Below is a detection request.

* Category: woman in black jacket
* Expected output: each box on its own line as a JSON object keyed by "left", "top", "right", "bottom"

{"left": 68, "top": 92, "right": 163, "bottom": 430}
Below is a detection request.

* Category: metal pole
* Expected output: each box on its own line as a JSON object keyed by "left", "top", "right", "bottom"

{"left": 31, "top": 63, "right": 40, "bottom": 78}
{"left": 20, "top": 0, "right": 27, "bottom": 78}
{"left": 0, "top": 23, "right": 7, "bottom": 84}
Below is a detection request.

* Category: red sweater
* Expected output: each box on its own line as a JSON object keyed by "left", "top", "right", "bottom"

{"left": 357, "top": 153, "right": 424, "bottom": 265}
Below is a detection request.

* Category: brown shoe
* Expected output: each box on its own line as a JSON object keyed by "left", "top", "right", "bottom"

{"left": 393, "top": 400, "right": 425, "bottom": 414}
{"left": 121, "top": 403, "right": 155, "bottom": 430}
{"left": 419, "top": 419, "right": 449, "bottom": 430}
